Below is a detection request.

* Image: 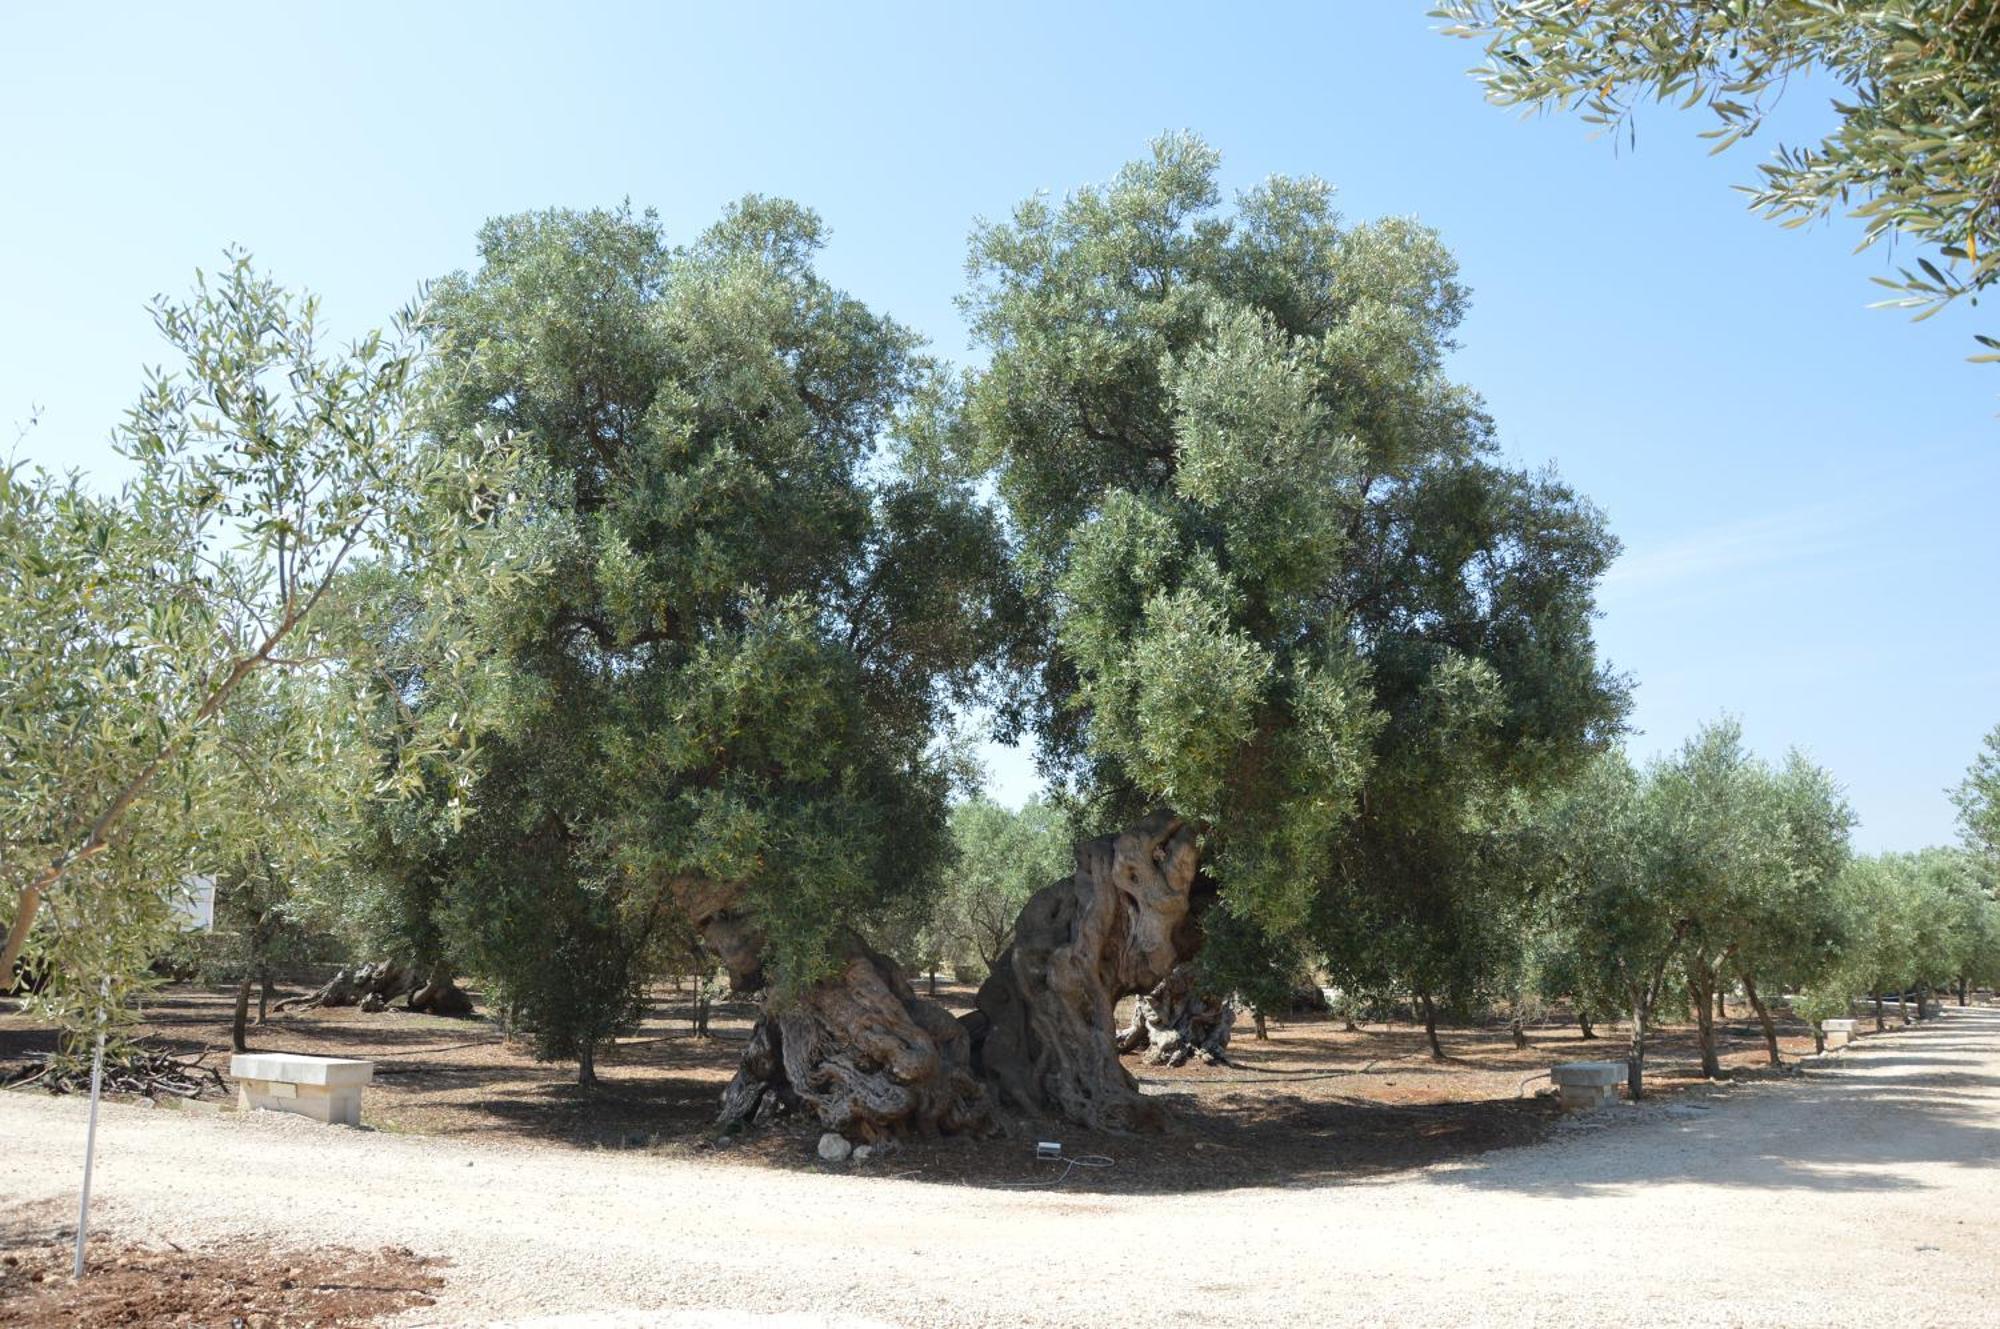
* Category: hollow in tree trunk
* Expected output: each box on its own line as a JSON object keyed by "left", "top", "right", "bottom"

{"left": 1418, "top": 990, "right": 1445, "bottom": 1061}
{"left": 965, "top": 810, "right": 1208, "bottom": 1133}
{"left": 1114, "top": 961, "right": 1234, "bottom": 1067}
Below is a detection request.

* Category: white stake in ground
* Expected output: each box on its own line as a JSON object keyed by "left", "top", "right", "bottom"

{"left": 73, "top": 973, "right": 109, "bottom": 1279}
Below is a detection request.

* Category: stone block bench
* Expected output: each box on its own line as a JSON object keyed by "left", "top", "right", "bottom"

{"left": 229, "top": 1053, "right": 374, "bottom": 1126}
{"left": 1821, "top": 1018, "right": 1856, "bottom": 1050}
{"left": 1552, "top": 1061, "right": 1624, "bottom": 1112}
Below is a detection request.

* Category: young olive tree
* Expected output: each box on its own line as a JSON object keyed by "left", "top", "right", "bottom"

{"left": 1538, "top": 751, "right": 1683, "bottom": 1099}
{"left": 1725, "top": 751, "right": 1855, "bottom": 1065}
{"left": 928, "top": 798, "right": 1072, "bottom": 983}
{"left": 1, "top": 257, "right": 500, "bottom": 1049}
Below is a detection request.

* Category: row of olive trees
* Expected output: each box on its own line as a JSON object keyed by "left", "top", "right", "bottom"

{"left": 1143, "top": 716, "right": 1998, "bottom": 1094}
{"left": 1511, "top": 720, "right": 2000, "bottom": 1098}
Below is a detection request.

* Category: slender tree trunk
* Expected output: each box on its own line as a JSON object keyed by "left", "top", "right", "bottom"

{"left": 1873, "top": 991, "right": 1885, "bottom": 1032}
{"left": 1577, "top": 1011, "right": 1596, "bottom": 1040}
{"left": 256, "top": 968, "right": 274, "bottom": 1025}
{"left": 1715, "top": 988, "right": 1727, "bottom": 1020}
{"left": 1626, "top": 985, "right": 1649, "bottom": 1101}
{"left": 692, "top": 980, "right": 711, "bottom": 1037}
{"left": 231, "top": 973, "right": 253, "bottom": 1054}
{"left": 1740, "top": 971, "right": 1781, "bottom": 1067}
{"left": 1419, "top": 990, "right": 1444, "bottom": 1061}
{"left": 1898, "top": 990, "right": 1909, "bottom": 1024}
{"left": 1688, "top": 958, "right": 1721, "bottom": 1079}
{"left": 1253, "top": 1008, "right": 1268, "bottom": 1040}
{"left": 1957, "top": 977, "right": 1968, "bottom": 1007}
{"left": 577, "top": 1039, "right": 597, "bottom": 1088}
{"left": 928, "top": 966, "right": 937, "bottom": 998}
{"left": 1510, "top": 1015, "right": 1527, "bottom": 1049}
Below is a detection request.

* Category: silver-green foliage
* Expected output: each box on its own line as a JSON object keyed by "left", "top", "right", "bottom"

{"left": 963, "top": 135, "right": 1625, "bottom": 972}
{"left": 1437, "top": 1, "right": 2000, "bottom": 356}
{"left": 0, "top": 254, "right": 510, "bottom": 1048}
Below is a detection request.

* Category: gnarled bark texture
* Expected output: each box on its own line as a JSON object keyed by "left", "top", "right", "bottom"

{"left": 677, "top": 874, "right": 988, "bottom": 1140}
{"left": 964, "top": 810, "right": 1207, "bottom": 1133}
{"left": 715, "top": 936, "right": 991, "bottom": 1141}
{"left": 1115, "top": 961, "right": 1234, "bottom": 1067}
{"left": 274, "top": 959, "right": 472, "bottom": 1017}
{"left": 689, "top": 809, "right": 1207, "bottom": 1140}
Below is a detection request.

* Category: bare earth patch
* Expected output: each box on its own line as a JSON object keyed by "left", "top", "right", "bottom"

{"left": 0, "top": 1234, "right": 441, "bottom": 1328}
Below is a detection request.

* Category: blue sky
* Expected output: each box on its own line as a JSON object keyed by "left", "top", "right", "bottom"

{"left": 4, "top": 3, "right": 1995, "bottom": 851}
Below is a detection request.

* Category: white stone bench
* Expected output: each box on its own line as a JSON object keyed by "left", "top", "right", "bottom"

{"left": 1552, "top": 1060, "right": 1623, "bottom": 1112}
{"left": 1820, "top": 1018, "right": 1856, "bottom": 1050}
{"left": 229, "top": 1053, "right": 373, "bottom": 1126}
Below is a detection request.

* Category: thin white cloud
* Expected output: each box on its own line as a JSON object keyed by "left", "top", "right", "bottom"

{"left": 1603, "top": 505, "right": 1863, "bottom": 600}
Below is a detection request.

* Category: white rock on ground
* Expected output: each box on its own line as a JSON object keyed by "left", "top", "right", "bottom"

{"left": 3, "top": 1008, "right": 1998, "bottom": 1328}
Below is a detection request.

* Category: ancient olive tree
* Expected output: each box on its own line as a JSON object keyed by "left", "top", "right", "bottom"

{"left": 957, "top": 135, "right": 1624, "bottom": 1128}
{"left": 1437, "top": 1, "right": 2000, "bottom": 358}
{"left": 415, "top": 204, "right": 1020, "bottom": 1122}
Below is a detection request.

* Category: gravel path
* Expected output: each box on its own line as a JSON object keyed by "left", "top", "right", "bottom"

{"left": 6, "top": 1006, "right": 1998, "bottom": 1328}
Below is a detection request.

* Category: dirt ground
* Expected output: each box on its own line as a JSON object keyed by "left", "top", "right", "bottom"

{"left": 3, "top": 1003, "right": 1995, "bottom": 1328}
{"left": 1, "top": 980, "right": 1833, "bottom": 1191}
{"left": 0, "top": 1232, "right": 440, "bottom": 1328}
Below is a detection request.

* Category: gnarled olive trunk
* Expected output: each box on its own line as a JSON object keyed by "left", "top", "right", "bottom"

{"left": 274, "top": 958, "right": 472, "bottom": 1017}
{"left": 675, "top": 878, "right": 988, "bottom": 1141}
{"left": 964, "top": 810, "right": 1207, "bottom": 1133}
{"left": 716, "top": 935, "right": 991, "bottom": 1141}
{"left": 1115, "top": 961, "right": 1234, "bottom": 1067}
{"left": 697, "top": 810, "right": 1208, "bottom": 1139}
